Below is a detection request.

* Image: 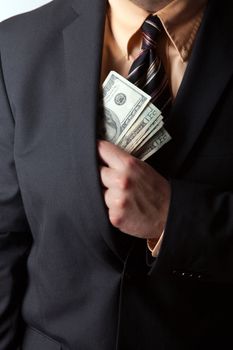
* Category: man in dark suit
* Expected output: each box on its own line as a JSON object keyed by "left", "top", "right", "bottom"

{"left": 0, "top": 0, "right": 233, "bottom": 349}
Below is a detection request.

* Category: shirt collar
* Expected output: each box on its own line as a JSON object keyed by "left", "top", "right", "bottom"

{"left": 108, "top": 0, "right": 207, "bottom": 61}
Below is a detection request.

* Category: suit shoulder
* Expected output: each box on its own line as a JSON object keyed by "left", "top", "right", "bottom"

{"left": 0, "top": 0, "right": 73, "bottom": 48}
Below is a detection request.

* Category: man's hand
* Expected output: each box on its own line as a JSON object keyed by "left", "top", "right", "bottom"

{"left": 98, "top": 140, "right": 171, "bottom": 240}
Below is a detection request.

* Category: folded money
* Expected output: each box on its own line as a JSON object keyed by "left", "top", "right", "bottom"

{"left": 101, "top": 71, "right": 171, "bottom": 161}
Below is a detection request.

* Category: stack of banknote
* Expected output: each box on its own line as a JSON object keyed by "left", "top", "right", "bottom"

{"left": 101, "top": 71, "right": 171, "bottom": 161}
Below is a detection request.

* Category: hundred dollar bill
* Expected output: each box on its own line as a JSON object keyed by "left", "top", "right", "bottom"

{"left": 117, "top": 102, "right": 162, "bottom": 151}
{"left": 128, "top": 120, "right": 164, "bottom": 154}
{"left": 102, "top": 71, "right": 151, "bottom": 143}
{"left": 125, "top": 117, "right": 164, "bottom": 153}
{"left": 101, "top": 71, "right": 172, "bottom": 160}
{"left": 134, "top": 128, "right": 172, "bottom": 161}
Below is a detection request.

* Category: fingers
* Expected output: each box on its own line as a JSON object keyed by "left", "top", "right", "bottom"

{"left": 98, "top": 140, "right": 128, "bottom": 169}
{"left": 100, "top": 164, "right": 133, "bottom": 191}
{"left": 104, "top": 187, "right": 126, "bottom": 210}
{"left": 100, "top": 166, "right": 115, "bottom": 188}
{"left": 104, "top": 187, "right": 128, "bottom": 228}
{"left": 97, "top": 141, "right": 170, "bottom": 239}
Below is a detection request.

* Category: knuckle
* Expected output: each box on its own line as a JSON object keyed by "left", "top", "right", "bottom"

{"left": 124, "top": 156, "right": 138, "bottom": 171}
{"left": 110, "top": 214, "right": 123, "bottom": 228}
{"left": 118, "top": 176, "right": 131, "bottom": 190}
{"left": 116, "top": 196, "right": 128, "bottom": 210}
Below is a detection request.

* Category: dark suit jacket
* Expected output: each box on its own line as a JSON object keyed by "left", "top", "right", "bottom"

{"left": 0, "top": 0, "right": 233, "bottom": 349}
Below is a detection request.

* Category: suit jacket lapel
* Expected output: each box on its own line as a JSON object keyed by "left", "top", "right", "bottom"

{"left": 63, "top": 0, "right": 133, "bottom": 261}
{"left": 154, "top": 0, "right": 233, "bottom": 177}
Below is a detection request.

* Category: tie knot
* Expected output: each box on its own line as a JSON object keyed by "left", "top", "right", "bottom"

{"left": 141, "top": 15, "right": 163, "bottom": 50}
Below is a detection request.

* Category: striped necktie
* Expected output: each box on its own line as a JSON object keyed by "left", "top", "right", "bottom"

{"left": 127, "top": 15, "right": 172, "bottom": 118}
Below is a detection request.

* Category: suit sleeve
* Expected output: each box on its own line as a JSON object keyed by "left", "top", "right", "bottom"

{"left": 0, "top": 54, "right": 32, "bottom": 348}
{"left": 151, "top": 179, "right": 233, "bottom": 284}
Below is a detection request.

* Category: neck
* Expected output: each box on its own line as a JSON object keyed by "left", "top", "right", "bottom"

{"left": 128, "top": 0, "right": 173, "bottom": 12}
